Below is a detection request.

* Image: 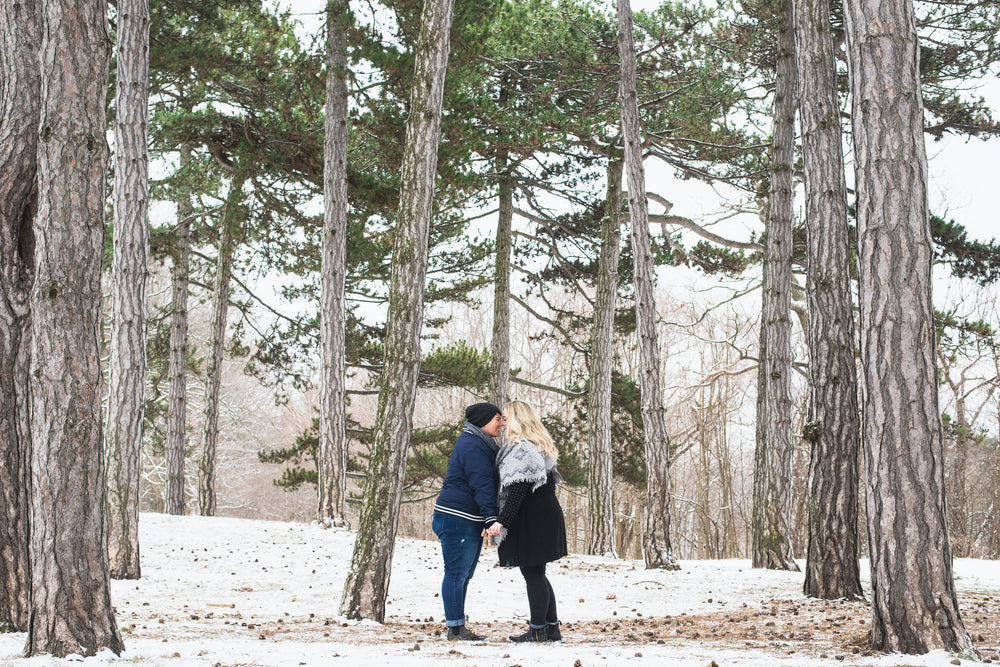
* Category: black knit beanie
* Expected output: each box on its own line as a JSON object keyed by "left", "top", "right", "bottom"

{"left": 465, "top": 402, "right": 501, "bottom": 428}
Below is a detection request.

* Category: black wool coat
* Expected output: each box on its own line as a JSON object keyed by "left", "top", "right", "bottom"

{"left": 497, "top": 471, "right": 568, "bottom": 568}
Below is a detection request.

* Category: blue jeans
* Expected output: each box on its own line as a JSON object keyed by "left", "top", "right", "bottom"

{"left": 432, "top": 512, "right": 483, "bottom": 627}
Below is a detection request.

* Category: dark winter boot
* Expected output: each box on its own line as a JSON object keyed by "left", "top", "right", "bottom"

{"left": 546, "top": 622, "right": 562, "bottom": 642}
{"left": 447, "top": 625, "right": 485, "bottom": 641}
{"left": 508, "top": 625, "right": 548, "bottom": 643}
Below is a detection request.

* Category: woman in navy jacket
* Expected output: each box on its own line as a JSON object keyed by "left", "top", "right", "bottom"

{"left": 432, "top": 402, "right": 502, "bottom": 641}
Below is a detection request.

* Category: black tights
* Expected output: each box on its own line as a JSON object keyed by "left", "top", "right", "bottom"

{"left": 518, "top": 563, "right": 558, "bottom": 627}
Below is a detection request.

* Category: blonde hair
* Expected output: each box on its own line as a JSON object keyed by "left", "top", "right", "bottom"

{"left": 503, "top": 401, "right": 558, "bottom": 462}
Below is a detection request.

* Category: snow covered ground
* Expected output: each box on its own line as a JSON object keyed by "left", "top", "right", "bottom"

{"left": 1, "top": 513, "right": 997, "bottom": 666}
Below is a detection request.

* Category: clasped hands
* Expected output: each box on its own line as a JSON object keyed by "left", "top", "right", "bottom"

{"left": 481, "top": 522, "right": 504, "bottom": 538}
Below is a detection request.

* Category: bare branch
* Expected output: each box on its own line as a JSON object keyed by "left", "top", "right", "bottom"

{"left": 510, "top": 375, "right": 585, "bottom": 398}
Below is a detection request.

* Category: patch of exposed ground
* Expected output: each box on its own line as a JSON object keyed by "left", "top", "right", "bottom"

{"left": 116, "top": 592, "right": 1000, "bottom": 663}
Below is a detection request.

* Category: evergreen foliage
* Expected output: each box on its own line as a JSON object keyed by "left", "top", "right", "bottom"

{"left": 931, "top": 214, "right": 1000, "bottom": 286}
{"left": 129, "top": 0, "right": 1000, "bottom": 507}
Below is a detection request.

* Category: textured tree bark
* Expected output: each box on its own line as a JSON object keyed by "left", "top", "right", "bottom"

{"left": 198, "top": 173, "right": 246, "bottom": 517}
{"left": 752, "top": 0, "right": 799, "bottom": 572}
{"left": 794, "top": 0, "right": 863, "bottom": 599}
{"left": 586, "top": 156, "right": 623, "bottom": 557}
{"left": 340, "top": 0, "right": 455, "bottom": 621}
{"left": 844, "top": 0, "right": 975, "bottom": 652}
{"left": 617, "top": 0, "right": 678, "bottom": 571}
{"left": 105, "top": 0, "right": 150, "bottom": 580}
{"left": 26, "top": 0, "right": 123, "bottom": 655}
{"left": 794, "top": 0, "right": 864, "bottom": 600}
{"left": 0, "top": 0, "right": 38, "bottom": 633}
{"left": 165, "top": 144, "right": 193, "bottom": 517}
{"left": 489, "top": 146, "right": 513, "bottom": 408}
{"left": 318, "top": 0, "right": 350, "bottom": 528}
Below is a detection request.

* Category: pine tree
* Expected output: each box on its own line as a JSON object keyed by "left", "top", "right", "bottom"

{"left": 340, "top": 0, "right": 457, "bottom": 621}
{"left": 318, "top": 0, "right": 351, "bottom": 528}
{"left": 844, "top": 0, "right": 976, "bottom": 651}
{"left": 794, "top": 0, "right": 863, "bottom": 599}
{"left": 0, "top": 0, "right": 38, "bottom": 633}
{"left": 27, "top": 0, "right": 123, "bottom": 655}
{"left": 105, "top": 0, "right": 151, "bottom": 580}
{"left": 751, "top": 0, "right": 799, "bottom": 573}
{"left": 618, "top": 0, "right": 678, "bottom": 571}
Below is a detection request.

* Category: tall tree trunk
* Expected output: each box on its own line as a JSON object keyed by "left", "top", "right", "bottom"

{"left": 0, "top": 0, "right": 39, "bottom": 633}
{"left": 616, "top": 0, "right": 678, "bottom": 571}
{"left": 586, "top": 156, "right": 623, "bottom": 557}
{"left": 844, "top": 0, "right": 974, "bottom": 652}
{"left": 26, "top": 0, "right": 123, "bottom": 655}
{"left": 318, "top": 0, "right": 350, "bottom": 528}
{"left": 340, "top": 0, "right": 455, "bottom": 622}
{"left": 105, "top": 0, "right": 150, "bottom": 580}
{"left": 718, "top": 403, "right": 740, "bottom": 558}
{"left": 752, "top": 0, "right": 799, "bottom": 572}
{"left": 794, "top": 0, "right": 863, "bottom": 599}
{"left": 992, "top": 353, "right": 1000, "bottom": 559}
{"left": 489, "top": 75, "right": 512, "bottom": 409}
{"left": 697, "top": 391, "right": 713, "bottom": 558}
{"left": 198, "top": 173, "right": 246, "bottom": 517}
{"left": 490, "top": 148, "right": 513, "bottom": 408}
{"left": 165, "top": 144, "right": 193, "bottom": 517}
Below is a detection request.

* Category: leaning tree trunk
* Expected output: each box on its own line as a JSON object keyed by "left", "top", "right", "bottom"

{"left": 340, "top": 0, "right": 455, "bottom": 622}
{"left": 0, "top": 0, "right": 39, "bottom": 633}
{"left": 318, "top": 0, "right": 351, "bottom": 528}
{"left": 843, "top": 0, "right": 975, "bottom": 653}
{"left": 105, "top": 0, "right": 150, "bottom": 580}
{"left": 198, "top": 172, "right": 246, "bottom": 517}
{"left": 165, "top": 143, "right": 193, "bottom": 516}
{"left": 793, "top": 0, "right": 863, "bottom": 599}
{"left": 617, "top": 0, "right": 678, "bottom": 571}
{"left": 26, "top": 0, "right": 123, "bottom": 655}
{"left": 490, "top": 148, "right": 513, "bottom": 408}
{"left": 586, "top": 155, "right": 623, "bottom": 557}
{"left": 751, "top": 0, "right": 799, "bottom": 572}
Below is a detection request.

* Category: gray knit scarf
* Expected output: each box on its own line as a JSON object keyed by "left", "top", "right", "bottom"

{"left": 463, "top": 421, "right": 500, "bottom": 455}
{"left": 492, "top": 438, "right": 560, "bottom": 545}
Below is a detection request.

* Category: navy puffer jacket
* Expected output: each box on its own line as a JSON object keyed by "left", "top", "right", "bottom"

{"left": 433, "top": 423, "right": 499, "bottom": 525}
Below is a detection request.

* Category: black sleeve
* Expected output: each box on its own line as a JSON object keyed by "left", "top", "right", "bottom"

{"left": 497, "top": 481, "right": 532, "bottom": 527}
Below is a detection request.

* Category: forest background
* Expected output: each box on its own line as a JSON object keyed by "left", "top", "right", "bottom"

{"left": 130, "top": 0, "right": 1000, "bottom": 564}
{"left": 4, "top": 0, "right": 1000, "bottom": 658}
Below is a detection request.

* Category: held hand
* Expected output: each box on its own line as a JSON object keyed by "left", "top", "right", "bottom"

{"left": 487, "top": 522, "right": 503, "bottom": 537}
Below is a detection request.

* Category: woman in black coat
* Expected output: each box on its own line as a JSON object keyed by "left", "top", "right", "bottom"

{"left": 487, "top": 400, "right": 568, "bottom": 643}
